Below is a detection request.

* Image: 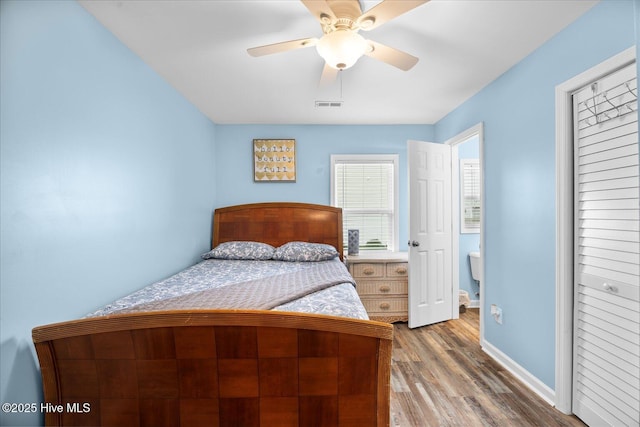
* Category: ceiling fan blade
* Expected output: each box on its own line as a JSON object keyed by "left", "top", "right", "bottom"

{"left": 247, "top": 37, "right": 317, "bottom": 57}
{"left": 300, "top": 0, "right": 337, "bottom": 25}
{"left": 358, "top": 0, "right": 429, "bottom": 31}
{"left": 319, "top": 62, "right": 339, "bottom": 87}
{"left": 364, "top": 40, "right": 418, "bottom": 71}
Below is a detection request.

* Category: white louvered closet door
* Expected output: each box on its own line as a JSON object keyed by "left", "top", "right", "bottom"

{"left": 573, "top": 62, "right": 639, "bottom": 427}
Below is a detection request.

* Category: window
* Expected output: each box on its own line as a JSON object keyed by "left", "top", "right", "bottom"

{"left": 460, "top": 159, "right": 480, "bottom": 233}
{"left": 331, "top": 154, "right": 399, "bottom": 251}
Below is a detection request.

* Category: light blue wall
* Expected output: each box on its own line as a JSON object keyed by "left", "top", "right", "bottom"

{"left": 0, "top": 1, "right": 217, "bottom": 425}
{"left": 457, "top": 136, "right": 480, "bottom": 301}
{"left": 215, "top": 124, "right": 435, "bottom": 251}
{"left": 435, "top": 0, "right": 636, "bottom": 389}
{"left": 1, "top": 1, "right": 638, "bottom": 424}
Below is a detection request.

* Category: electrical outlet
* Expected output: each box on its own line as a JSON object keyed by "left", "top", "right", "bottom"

{"left": 494, "top": 307, "right": 503, "bottom": 324}
{"left": 490, "top": 304, "right": 503, "bottom": 324}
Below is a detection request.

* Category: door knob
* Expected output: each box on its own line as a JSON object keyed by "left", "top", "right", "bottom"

{"left": 408, "top": 240, "right": 420, "bottom": 247}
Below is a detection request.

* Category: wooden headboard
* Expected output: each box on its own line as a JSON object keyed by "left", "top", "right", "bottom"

{"left": 213, "top": 202, "right": 344, "bottom": 258}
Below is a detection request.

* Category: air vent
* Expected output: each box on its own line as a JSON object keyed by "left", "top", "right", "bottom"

{"left": 315, "top": 101, "right": 343, "bottom": 108}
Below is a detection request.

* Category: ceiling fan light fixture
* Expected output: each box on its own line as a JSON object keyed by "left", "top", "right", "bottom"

{"left": 316, "top": 29, "right": 367, "bottom": 70}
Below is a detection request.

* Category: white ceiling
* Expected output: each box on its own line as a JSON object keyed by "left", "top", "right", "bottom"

{"left": 79, "top": 0, "right": 598, "bottom": 125}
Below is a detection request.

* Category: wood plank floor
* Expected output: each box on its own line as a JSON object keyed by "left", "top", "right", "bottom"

{"left": 390, "top": 309, "right": 586, "bottom": 427}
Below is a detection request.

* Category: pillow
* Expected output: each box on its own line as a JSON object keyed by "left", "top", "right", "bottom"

{"left": 272, "top": 241, "right": 339, "bottom": 262}
{"left": 201, "top": 241, "right": 275, "bottom": 260}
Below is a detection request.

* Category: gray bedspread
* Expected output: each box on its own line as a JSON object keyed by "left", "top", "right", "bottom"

{"left": 87, "top": 258, "right": 369, "bottom": 320}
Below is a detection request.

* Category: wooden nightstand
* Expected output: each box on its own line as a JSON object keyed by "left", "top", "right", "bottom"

{"left": 347, "top": 251, "right": 408, "bottom": 323}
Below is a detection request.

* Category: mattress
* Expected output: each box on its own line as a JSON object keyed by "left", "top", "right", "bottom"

{"left": 87, "top": 257, "right": 369, "bottom": 320}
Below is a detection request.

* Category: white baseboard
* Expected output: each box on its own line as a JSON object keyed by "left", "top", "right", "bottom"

{"left": 481, "top": 339, "right": 556, "bottom": 406}
{"left": 469, "top": 299, "right": 480, "bottom": 308}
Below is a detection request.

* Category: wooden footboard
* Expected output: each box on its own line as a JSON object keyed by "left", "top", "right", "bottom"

{"left": 32, "top": 310, "right": 393, "bottom": 427}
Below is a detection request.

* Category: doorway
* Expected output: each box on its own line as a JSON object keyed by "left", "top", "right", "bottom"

{"left": 446, "top": 123, "right": 484, "bottom": 340}
{"left": 406, "top": 125, "right": 484, "bottom": 332}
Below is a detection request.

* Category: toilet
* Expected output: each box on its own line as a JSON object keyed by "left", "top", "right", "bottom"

{"left": 469, "top": 251, "right": 481, "bottom": 283}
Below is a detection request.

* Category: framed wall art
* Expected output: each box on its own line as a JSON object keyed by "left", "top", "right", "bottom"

{"left": 253, "top": 139, "right": 296, "bottom": 182}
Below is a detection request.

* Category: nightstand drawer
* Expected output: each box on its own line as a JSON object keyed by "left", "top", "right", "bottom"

{"left": 346, "top": 252, "right": 408, "bottom": 323}
{"left": 356, "top": 281, "right": 407, "bottom": 296}
{"left": 361, "top": 297, "right": 408, "bottom": 314}
{"left": 352, "top": 263, "right": 384, "bottom": 278}
{"left": 386, "top": 263, "right": 408, "bottom": 277}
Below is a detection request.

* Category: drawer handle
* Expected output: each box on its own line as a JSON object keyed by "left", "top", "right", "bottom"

{"left": 379, "top": 285, "right": 391, "bottom": 293}
{"left": 395, "top": 267, "right": 407, "bottom": 274}
{"left": 379, "top": 302, "right": 391, "bottom": 310}
{"left": 363, "top": 268, "right": 375, "bottom": 275}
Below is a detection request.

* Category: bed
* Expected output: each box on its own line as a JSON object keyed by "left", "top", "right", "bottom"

{"left": 32, "top": 202, "right": 393, "bottom": 427}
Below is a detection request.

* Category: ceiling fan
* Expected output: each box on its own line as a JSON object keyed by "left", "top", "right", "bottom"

{"left": 247, "top": 0, "right": 429, "bottom": 86}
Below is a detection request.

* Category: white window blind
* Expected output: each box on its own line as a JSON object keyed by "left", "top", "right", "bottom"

{"left": 331, "top": 155, "right": 398, "bottom": 251}
{"left": 461, "top": 159, "right": 480, "bottom": 233}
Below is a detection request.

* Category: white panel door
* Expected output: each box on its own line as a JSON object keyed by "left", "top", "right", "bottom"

{"left": 407, "top": 140, "right": 453, "bottom": 328}
{"left": 572, "top": 62, "right": 640, "bottom": 427}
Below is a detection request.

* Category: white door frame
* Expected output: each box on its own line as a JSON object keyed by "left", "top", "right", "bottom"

{"left": 445, "top": 123, "right": 485, "bottom": 340}
{"left": 554, "top": 46, "right": 636, "bottom": 414}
